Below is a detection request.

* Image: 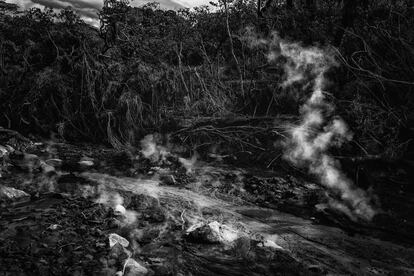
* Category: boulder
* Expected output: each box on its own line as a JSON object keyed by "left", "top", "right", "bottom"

{"left": 124, "top": 259, "right": 149, "bottom": 276}
{"left": 0, "top": 185, "right": 30, "bottom": 203}
{"left": 186, "top": 221, "right": 238, "bottom": 244}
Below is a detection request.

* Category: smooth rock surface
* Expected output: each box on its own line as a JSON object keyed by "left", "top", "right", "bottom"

{"left": 124, "top": 259, "right": 149, "bottom": 276}
{"left": 186, "top": 221, "right": 239, "bottom": 244}
{"left": 0, "top": 185, "right": 30, "bottom": 203}
{"left": 109, "top": 233, "right": 130, "bottom": 248}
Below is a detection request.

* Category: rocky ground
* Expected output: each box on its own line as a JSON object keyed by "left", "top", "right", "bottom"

{"left": 0, "top": 128, "right": 413, "bottom": 275}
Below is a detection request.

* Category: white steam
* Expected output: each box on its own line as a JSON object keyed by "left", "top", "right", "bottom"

{"left": 178, "top": 154, "right": 198, "bottom": 174}
{"left": 140, "top": 134, "right": 169, "bottom": 162}
{"left": 140, "top": 134, "right": 198, "bottom": 174}
{"left": 244, "top": 29, "right": 375, "bottom": 220}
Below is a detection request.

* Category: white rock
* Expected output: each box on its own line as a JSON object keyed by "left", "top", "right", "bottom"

{"left": 46, "top": 158, "right": 63, "bottom": 167}
{"left": 48, "top": 224, "right": 60, "bottom": 230}
{"left": 208, "top": 221, "right": 239, "bottom": 243}
{"left": 0, "top": 145, "right": 8, "bottom": 157}
{"left": 124, "top": 259, "right": 148, "bottom": 276}
{"left": 115, "top": 204, "right": 126, "bottom": 215}
{"left": 40, "top": 161, "right": 55, "bottom": 174}
{"left": 262, "top": 239, "right": 284, "bottom": 250}
{"left": 109, "top": 233, "right": 130, "bottom": 248}
{"left": 186, "top": 221, "right": 239, "bottom": 244}
{"left": 78, "top": 160, "right": 94, "bottom": 167}
{"left": 186, "top": 222, "right": 204, "bottom": 233}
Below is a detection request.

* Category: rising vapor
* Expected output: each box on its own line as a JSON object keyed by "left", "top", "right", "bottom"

{"left": 244, "top": 29, "right": 376, "bottom": 220}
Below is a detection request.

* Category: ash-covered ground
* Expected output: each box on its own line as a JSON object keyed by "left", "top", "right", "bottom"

{"left": 0, "top": 130, "right": 413, "bottom": 276}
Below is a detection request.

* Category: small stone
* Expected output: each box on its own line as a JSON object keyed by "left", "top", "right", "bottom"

{"left": 115, "top": 204, "right": 126, "bottom": 215}
{"left": 79, "top": 160, "right": 94, "bottom": 167}
{"left": 40, "top": 161, "right": 55, "bottom": 174}
{"left": 48, "top": 224, "right": 60, "bottom": 230}
{"left": 262, "top": 239, "right": 284, "bottom": 250}
{"left": 0, "top": 145, "right": 9, "bottom": 157}
{"left": 109, "top": 233, "right": 130, "bottom": 248}
{"left": 46, "top": 158, "right": 63, "bottom": 167}
{"left": 79, "top": 157, "right": 94, "bottom": 168}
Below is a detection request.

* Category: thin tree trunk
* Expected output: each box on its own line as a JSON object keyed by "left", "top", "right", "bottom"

{"left": 333, "top": 0, "right": 358, "bottom": 47}
{"left": 223, "top": 0, "right": 244, "bottom": 95}
{"left": 257, "top": 0, "right": 262, "bottom": 17}
{"left": 258, "top": 0, "right": 274, "bottom": 34}
{"left": 176, "top": 43, "right": 189, "bottom": 95}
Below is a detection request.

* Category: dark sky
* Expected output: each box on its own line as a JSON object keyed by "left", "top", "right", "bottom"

{"left": 7, "top": 0, "right": 211, "bottom": 26}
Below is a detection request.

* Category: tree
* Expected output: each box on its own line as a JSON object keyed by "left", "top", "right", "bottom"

{"left": 333, "top": 0, "right": 358, "bottom": 47}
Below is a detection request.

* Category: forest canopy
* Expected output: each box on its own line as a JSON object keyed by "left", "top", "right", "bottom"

{"left": 0, "top": 0, "right": 413, "bottom": 161}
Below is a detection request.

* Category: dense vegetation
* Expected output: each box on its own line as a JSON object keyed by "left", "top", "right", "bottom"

{"left": 0, "top": 0, "right": 413, "bottom": 163}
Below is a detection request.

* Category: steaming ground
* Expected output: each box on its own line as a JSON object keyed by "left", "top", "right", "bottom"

{"left": 1, "top": 136, "right": 414, "bottom": 275}
{"left": 0, "top": 32, "right": 412, "bottom": 275}
{"left": 244, "top": 29, "right": 376, "bottom": 221}
{"left": 82, "top": 171, "right": 414, "bottom": 275}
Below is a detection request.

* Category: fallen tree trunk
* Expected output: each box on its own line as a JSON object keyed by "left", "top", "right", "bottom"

{"left": 174, "top": 115, "right": 293, "bottom": 131}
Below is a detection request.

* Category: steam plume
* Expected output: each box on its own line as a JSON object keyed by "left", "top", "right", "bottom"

{"left": 140, "top": 134, "right": 169, "bottom": 162}
{"left": 244, "top": 29, "right": 375, "bottom": 220}
{"left": 140, "top": 133, "right": 198, "bottom": 174}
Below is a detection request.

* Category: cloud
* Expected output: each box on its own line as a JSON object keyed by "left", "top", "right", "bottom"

{"left": 6, "top": 0, "right": 212, "bottom": 24}
{"left": 8, "top": 0, "right": 40, "bottom": 10}
{"left": 58, "top": 0, "right": 101, "bottom": 10}
{"left": 28, "top": 0, "right": 99, "bottom": 19}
